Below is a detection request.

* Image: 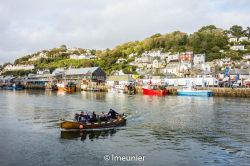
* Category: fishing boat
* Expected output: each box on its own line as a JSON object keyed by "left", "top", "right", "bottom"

{"left": 57, "top": 83, "right": 76, "bottom": 92}
{"left": 142, "top": 88, "right": 167, "bottom": 95}
{"left": 108, "top": 85, "right": 126, "bottom": 93}
{"left": 15, "top": 85, "right": 25, "bottom": 90}
{"left": 177, "top": 86, "right": 213, "bottom": 97}
{"left": 3, "top": 85, "right": 14, "bottom": 90}
{"left": 142, "top": 83, "right": 167, "bottom": 95}
{"left": 60, "top": 116, "right": 126, "bottom": 130}
{"left": 142, "top": 80, "right": 167, "bottom": 95}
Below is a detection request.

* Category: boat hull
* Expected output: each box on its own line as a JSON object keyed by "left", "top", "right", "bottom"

{"left": 4, "top": 86, "right": 13, "bottom": 90}
{"left": 177, "top": 90, "right": 213, "bottom": 97}
{"left": 58, "top": 86, "right": 76, "bottom": 92}
{"left": 15, "top": 86, "right": 25, "bottom": 90}
{"left": 61, "top": 118, "right": 127, "bottom": 130}
{"left": 142, "top": 88, "right": 167, "bottom": 95}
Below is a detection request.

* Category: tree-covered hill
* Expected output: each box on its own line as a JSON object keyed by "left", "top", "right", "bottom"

{"left": 3, "top": 25, "right": 250, "bottom": 75}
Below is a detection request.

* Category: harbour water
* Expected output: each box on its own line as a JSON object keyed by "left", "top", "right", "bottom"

{"left": 0, "top": 90, "right": 250, "bottom": 166}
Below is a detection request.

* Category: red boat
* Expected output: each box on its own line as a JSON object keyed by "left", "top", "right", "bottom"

{"left": 142, "top": 88, "right": 168, "bottom": 95}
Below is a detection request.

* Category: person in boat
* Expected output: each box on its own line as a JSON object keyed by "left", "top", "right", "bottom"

{"left": 100, "top": 112, "right": 108, "bottom": 121}
{"left": 80, "top": 111, "right": 85, "bottom": 117}
{"left": 85, "top": 112, "right": 90, "bottom": 121}
{"left": 108, "top": 109, "right": 118, "bottom": 119}
{"left": 74, "top": 113, "right": 80, "bottom": 121}
{"left": 89, "top": 112, "right": 97, "bottom": 122}
{"left": 77, "top": 112, "right": 86, "bottom": 122}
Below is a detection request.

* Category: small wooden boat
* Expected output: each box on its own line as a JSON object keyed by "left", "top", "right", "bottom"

{"left": 60, "top": 116, "right": 127, "bottom": 130}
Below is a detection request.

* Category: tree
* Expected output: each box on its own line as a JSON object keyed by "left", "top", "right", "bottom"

{"left": 60, "top": 45, "right": 67, "bottom": 49}
{"left": 230, "top": 25, "right": 244, "bottom": 38}
{"left": 245, "top": 27, "right": 250, "bottom": 38}
{"left": 198, "top": 25, "right": 217, "bottom": 32}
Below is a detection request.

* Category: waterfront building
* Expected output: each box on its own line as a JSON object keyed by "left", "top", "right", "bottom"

{"left": 0, "top": 76, "right": 16, "bottom": 84}
{"left": 106, "top": 75, "right": 134, "bottom": 86}
{"left": 64, "top": 67, "right": 106, "bottom": 85}
{"left": 25, "top": 74, "right": 60, "bottom": 87}
{"left": 52, "top": 67, "right": 67, "bottom": 76}
{"left": 218, "top": 69, "right": 250, "bottom": 80}
{"left": 164, "top": 77, "right": 218, "bottom": 87}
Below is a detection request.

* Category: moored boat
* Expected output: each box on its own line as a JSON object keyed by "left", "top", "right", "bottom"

{"left": 108, "top": 85, "right": 126, "bottom": 93}
{"left": 177, "top": 87, "right": 213, "bottom": 97}
{"left": 142, "top": 88, "right": 167, "bottom": 95}
{"left": 57, "top": 83, "right": 76, "bottom": 92}
{"left": 60, "top": 116, "right": 126, "bottom": 130}
{"left": 3, "top": 85, "right": 14, "bottom": 90}
{"left": 142, "top": 80, "right": 167, "bottom": 95}
{"left": 15, "top": 85, "right": 25, "bottom": 90}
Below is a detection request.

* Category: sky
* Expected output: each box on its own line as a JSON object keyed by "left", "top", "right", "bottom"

{"left": 0, "top": 0, "right": 250, "bottom": 65}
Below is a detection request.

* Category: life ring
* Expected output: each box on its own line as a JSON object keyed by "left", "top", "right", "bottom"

{"left": 79, "top": 125, "right": 84, "bottom": 129}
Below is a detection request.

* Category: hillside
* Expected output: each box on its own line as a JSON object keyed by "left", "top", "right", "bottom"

{"left": 1, "top": 25, "right": 250, "bottom": 76}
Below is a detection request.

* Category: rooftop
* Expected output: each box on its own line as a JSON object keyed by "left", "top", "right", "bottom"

{"left": 65, "top": 67, "right": 99, "bottom": 75}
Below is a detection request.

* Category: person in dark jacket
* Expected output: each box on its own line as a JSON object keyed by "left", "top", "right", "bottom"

{"left": 74, "top": 113, "right": 80, "bottom": 121}
{"left": 108, "top": 109, "right": 118, "bottom": 119}
{"left": 89, "top": 112, "right": 97, "bottom": 122}
{"left": 85, "top": 112, "right": 90, "bottom": 121}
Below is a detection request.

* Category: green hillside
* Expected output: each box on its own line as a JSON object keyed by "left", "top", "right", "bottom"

{"left": 1, "top": 25, "right": 250, "bottom": 76}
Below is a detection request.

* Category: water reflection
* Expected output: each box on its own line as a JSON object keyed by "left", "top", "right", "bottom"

{"left": 61, "top": 129, "right": 117, "bottom": 141}
{"left": 1, "top": 90, "right": 250, "bottom": 165}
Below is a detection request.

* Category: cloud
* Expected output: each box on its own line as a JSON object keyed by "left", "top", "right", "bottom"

{"left": 0, "top": 0, "right": 249, "bottom": 64}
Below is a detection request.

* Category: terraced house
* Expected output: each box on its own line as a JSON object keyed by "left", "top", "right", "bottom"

{"left": 64, "top": 67, "right": 106, "bottom": 84}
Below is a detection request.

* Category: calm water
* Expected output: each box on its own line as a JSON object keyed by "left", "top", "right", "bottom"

{"left": 0, "top": 90, "right": 250, "bottom": 166}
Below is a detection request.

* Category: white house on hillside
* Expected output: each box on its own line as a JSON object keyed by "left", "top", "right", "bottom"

{"left": 238, "top": 37, "right": 249, "bottom": 42}
{"left": 116, "top": 58, "right": 127, "bottom": 64}
{"left": 243, "top": 54, "right": 250, "bottom": 60}
{"left": 193, "top": 54, "right": 206, "bottom": 64}
{"left": 152, "top": 59, "right": 165, "bottom": 68}
{"left": 230, "top": 45, "right": 245, "bottom": 51}
{"left": 228, "top": 37, "right": 237, "bottom": 42}
{"left": 28, "top": 53, "right": 48, "bottom": 61}
{"left": 167, "top": 53, "right": 179, "bottom": 63}
{"left": 70, "top": 54, "right": 96, "bottom": 60}
{"left": 4, "top": 64, "right": 35, "bottom": 71}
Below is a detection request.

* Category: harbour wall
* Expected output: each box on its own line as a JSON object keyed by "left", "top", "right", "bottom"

{"left": 23, "top": 84, "right": 250, "bottom": 97}
{"left": 165, "top": 87, "right": 250, "bottom": 97}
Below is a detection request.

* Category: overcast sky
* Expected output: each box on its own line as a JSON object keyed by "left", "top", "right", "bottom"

{"left": 0, "top": 0, "right": 249, "bottom": 65}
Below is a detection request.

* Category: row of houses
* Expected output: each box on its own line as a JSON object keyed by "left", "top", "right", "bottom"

{"left": 4, "top": 64, "right": 35, "bottom": 71}
{"left": 1, "top": 66, "right": 249, "bottom": 88}
{"left": 228, "top": 35, "right": 249, "bottom": 51}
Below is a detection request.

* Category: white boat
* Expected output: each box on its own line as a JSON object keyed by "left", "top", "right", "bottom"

{"left": 177, "top": 86, "right": 213, "bottom": 97}
{"left": 108, "top": 85, "right": 126, "bottom": 93}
